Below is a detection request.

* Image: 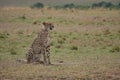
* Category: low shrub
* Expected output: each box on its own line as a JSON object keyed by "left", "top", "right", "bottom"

{"left": 110, "top": 46, "right": 120, "bottom": 53}
{"left": 70, "top": 46, "right": 78, "bottom": 50}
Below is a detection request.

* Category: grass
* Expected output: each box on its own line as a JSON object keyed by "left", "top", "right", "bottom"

{"left": 0, "top": 8, "right": 120, "bottom": 80}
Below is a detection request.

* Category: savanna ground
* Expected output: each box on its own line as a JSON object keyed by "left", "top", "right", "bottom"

{"left": 0, "top": 7, "right": 120, "bottom": 80}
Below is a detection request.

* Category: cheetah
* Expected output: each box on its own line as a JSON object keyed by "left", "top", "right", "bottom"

{"left": 26, "top": 22, "right": 54, "bottom": 65}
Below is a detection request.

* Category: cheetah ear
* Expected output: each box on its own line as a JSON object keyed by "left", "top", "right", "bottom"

{"left": 42, "top": 22, "right": 46, "bottom": 25}
{"left": 42, "top": 22, "right": 46, "bottom": 29}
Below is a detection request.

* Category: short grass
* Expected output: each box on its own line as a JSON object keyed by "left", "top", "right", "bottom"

{"left": 0, "top": 8, "right": 120, "bottom": 80}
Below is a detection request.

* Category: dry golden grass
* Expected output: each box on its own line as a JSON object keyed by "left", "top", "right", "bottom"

{"left": 0, "top": 7, "right": 120, "bottom": 80}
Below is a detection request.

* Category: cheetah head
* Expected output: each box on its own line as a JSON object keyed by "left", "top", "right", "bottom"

{"left": 42, "top": 22, "right": 54, "bottom": 31}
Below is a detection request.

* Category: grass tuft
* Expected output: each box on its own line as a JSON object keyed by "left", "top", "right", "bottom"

{"left": 103, "top": 29, "right": 111, "bottom": 35}
{"left": 110, "top": 46, "right": 120, "bottom": 53}
{"left": 19, "top": 15, "right": 26, "bottom": 20}
{"left": 57, "top": 39, "right": 64, "bottom": 44}
{"left": 10, "top": 48, "right": 17, "bottom": 55}
{"left": 55, "top": 45, "right": 62, "bottom": 49}
{"left": 0, "top": 32, "right": 9, "bottom": 39}
{"left": 70, "top": 46, "right": 78, "bottom": 50}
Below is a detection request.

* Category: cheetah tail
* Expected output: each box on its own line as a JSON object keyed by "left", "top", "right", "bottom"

{"left": 16, "top": 59, "right": 27, "bottom": 63}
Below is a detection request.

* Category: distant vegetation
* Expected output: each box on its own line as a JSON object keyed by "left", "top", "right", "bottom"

{"left": 53, "top": 3, "right": 89, "bottom": 9}
{"left": 31, "top": 1, "right": 120, "bottom": 9}
{"left": 91, "top": 1, "right": 120, "bottom": 9}
{"left": 31, "top": 2, "right": 44, "bottom": 9}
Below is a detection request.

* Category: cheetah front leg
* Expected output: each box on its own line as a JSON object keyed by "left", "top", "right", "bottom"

{"left": 41, "top": 49, "right": 47, "bottom": 65}
{"left": 26, "top": 49, "right": 33, "bottom": 63}
{"left": 26, "top": 50, "right": 30, "bottom": 63}
{"left": 46, "top": 49, "right": 51, "bottom": 64}
{"left": 43, "top": 53, "right": 47, "bottom": 65}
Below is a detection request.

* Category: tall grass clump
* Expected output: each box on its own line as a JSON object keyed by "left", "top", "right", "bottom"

{"left": 10, "top": 48, "right": 17, "bottom": 55}
{"left": 110, "top": 46, "right": 120, "bottom": 53}
{"left": 0, "top": 32, "right": 9, "bottom": 39}
{"left": 19, "top": 15, "right": 26, "bottom": 20}
{"left": 103, "top": 29, "right": 111, "bottom": 35}
{"left": 70, "top": 46, "right": 78, "bottom": 50}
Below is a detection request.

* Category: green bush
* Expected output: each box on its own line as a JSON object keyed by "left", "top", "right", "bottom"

{"left": 54, "top": 3, "right": 90, "bottom": 9}
{"left": 92, "top": 1, "right": 114, "bottom": 8}
{"left": 31, "top": 2, "right": 44, "bottom": 9}
{"left": 64, "top": 3, "right": 75, "bottom": 9}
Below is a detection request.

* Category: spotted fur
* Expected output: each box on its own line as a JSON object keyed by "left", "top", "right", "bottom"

{"left": 26, "top": 22, "right": 54, "bottom": 65}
